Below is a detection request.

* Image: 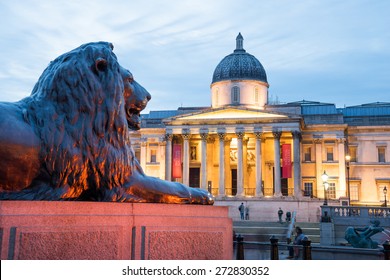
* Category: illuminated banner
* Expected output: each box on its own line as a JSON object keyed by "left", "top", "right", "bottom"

{"left": 172, "top": 144, "right": 182, "bottom": 179}
{"left": 282, "top": 144, "right": 292, "bottom": 178}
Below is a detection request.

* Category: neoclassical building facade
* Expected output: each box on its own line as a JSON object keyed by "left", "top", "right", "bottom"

{"left": 131, "top": 34, "right": 390, "bottom": 207}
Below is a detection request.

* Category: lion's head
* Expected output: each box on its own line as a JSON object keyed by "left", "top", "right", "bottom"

{"left": 22, "top": 42, "right": 151, "bottom": 197}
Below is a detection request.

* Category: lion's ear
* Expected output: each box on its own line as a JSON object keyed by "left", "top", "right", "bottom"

{"left": 95, "top": 58, "right": 108, "bottom": 72}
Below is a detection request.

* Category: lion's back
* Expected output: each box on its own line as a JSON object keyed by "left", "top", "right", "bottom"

{"left": 0, "top": 101, "right": 40, "bottom": 191}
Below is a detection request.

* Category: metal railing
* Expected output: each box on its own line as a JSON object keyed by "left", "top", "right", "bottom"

{"left": 233, "top": 235, "right": 390, "bottom": 260}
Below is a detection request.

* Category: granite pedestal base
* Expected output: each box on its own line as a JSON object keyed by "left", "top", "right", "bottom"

{"left": 0, "top": 201, "right": 232, "bottom": 260}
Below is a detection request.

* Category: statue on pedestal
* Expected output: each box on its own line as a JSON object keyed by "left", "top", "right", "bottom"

{"left": 345, "top": 220, "right": 384, "bottom": 248}
{"left": 0, "top": 42, "right": 213, "bottom": 205}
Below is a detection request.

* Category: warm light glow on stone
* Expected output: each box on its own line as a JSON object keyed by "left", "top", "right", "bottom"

{"left": 178, "top": 108, "right": 288, "bottom": 120}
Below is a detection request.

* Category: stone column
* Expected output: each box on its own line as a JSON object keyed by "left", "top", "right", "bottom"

{"left": 338, "top": 138, "right": 347, "bottom": 197}
{"left": 218, "top": 131, "right": 226, "bottom": 196}
{"left": 206, "top": 137, "right": 215, "bottom": 191}
{"left": 140, "top": 137, "right": 147, "bottom": 170}
{"left": 292, "top": 131, "right": 302, "bottom": 198}
{"left": 273, "top": 131, "right": 282, "bottom": 197}
{"left": 182, "top": 129, "right": 191, "bottom": 186}
{"left": 236, "top": 131, "right": 245, "bottom": 196}
{"left": 315, "top": 139, "right": 323, "bottom": 198}
{"left": 159, "top": 137, "right": 166, "bottom": 180}
{"left": 200, "top": 132, "right": 208, "bottom": 190}
{"left": 224, "top": 137, "right": 232, "bottom": 194}
{"left": 255, "top": 131, "right": 264, "bottom": 197}
{"left": 165, "top": 133, "right": 173, "bottom": 181}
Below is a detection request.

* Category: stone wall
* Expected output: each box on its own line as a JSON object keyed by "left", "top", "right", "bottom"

{"left": 0, "top": 201, "right": 232, "bottom": 260}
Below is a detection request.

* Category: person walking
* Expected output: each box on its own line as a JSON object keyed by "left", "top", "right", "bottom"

{"left": 277, "top": 207, "right": 283, "bottom": 223}
{"left": 239, "top": 203, "right": 245, "bottom": 220}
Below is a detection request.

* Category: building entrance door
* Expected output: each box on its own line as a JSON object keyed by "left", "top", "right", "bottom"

{"left": 281, "top": 177, "right": 288, "bottom": 196}
{"left": 231, "top": 169, "right": 237, "bottom": 196}
{"left": 189, "top": 168, "right": 200, "bottom": 188}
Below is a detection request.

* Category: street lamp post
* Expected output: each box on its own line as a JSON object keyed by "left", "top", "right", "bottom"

{"left": 345, "top": 155, "right": 351, "bottom": 206}
{"left": 321, "top": 171, "right": 329, "bottom": 206}
{"left": 384, "top": 186, "right": 388, "bottom": 208}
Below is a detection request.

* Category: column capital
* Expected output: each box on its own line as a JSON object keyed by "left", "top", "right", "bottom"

{"left": 200, "top": 132, "right": 208, "bottom": 141}
{"left": 236, "top": 131, "right": 245, "bottom": 139}
{"left": 314, "top": 138, "right": 322, "bottom": 144}
{"left": 254, "top": 131, "right": 263, "bottom": 139}
{"left": 207, "top": 136, "right": 215, "bottom": 144}
{"left": 217, "top": 132, "right": 226, "bottom": 140}
{"left": 182, "top": 128, "right": 191, "bottom": 140}
{"left": 165, "top": 133, "right": 173, "bottom": 141}
{"left": 292, "top": 130, "right": 302, "bottom": 140}
{"left": 272, "top": 130, "right": 282, "bottom": 140}
{"left": 337, "top": 137, "right": 346, "bottom": 144}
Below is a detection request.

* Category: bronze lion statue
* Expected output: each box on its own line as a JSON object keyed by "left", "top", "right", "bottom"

{"left": 0, "top": 42, "right": 213, "bottom": 205}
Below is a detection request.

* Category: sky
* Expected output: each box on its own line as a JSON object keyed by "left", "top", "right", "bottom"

{"left": 0, "top": 0, "right": 389, "bottom": 113}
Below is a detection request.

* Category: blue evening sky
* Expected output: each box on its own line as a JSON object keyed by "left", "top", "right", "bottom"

{"left": 0, "top": 0, "right": 389, "bottom": 112}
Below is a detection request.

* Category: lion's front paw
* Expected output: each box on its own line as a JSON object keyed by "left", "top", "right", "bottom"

{"left": 189, "top": 188, "right": 214, "bottom": 205}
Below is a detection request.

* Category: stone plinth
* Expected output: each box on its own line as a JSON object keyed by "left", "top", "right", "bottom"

{"left": 0, "top": 201, "right": 232, "bottom": 260}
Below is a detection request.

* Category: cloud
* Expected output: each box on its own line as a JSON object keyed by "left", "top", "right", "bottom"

{"left": 0, "top": 0, "right": 389, "bottom": 109}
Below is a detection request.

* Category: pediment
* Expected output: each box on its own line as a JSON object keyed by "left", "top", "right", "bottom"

{"left": 170, "top": 108, "right": 290, "bottom": 121}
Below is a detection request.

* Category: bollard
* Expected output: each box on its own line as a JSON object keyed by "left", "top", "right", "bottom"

{"left": 383, "top": 240, "right": 390, "bottom": 260}
{"left": 302, "top": 239, "right": 312, "bottom": 260}
{"left": 269, "top": 235, "right": 279, "bottom": 260}
{"left": 236, "top": 234, "right": 245, "bottom": 260}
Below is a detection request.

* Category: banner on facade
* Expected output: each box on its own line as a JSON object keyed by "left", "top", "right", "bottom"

{"left": 282, "top": 144, "right": 292, "bottom": 178}
{"left": 172, "top": 144, "right": 182, "bottom": 179}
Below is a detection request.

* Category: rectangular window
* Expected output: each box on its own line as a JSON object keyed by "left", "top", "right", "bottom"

{"left": 349, "top": 146, "right": 357, "bottom": 162}
{"left": 304, "top": 146, "right": 312, "bottom": 162}
{"left": 350, "top": 184, "right": 359, "bottom": 201}
{"left": 378, "top": 147, "right": 386, "bottom": 163}
{"left": 150, "top": 149, "right": 157, "bottom": 163}
{"left": 304, "top": 182, "right": 313, "bottom": 197}
{"left": 326, "top": 146, "right": 334, "bottom": 161}
{"left": 327, "top": 182, "right": 336, "bottom": 199}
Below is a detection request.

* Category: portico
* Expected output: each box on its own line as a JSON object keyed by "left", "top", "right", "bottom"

{"left": 161, "top": 107, "right": 303, "bottom": 198}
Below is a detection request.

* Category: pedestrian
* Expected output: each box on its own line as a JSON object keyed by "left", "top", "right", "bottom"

{"left": 245, "top": 206, "right": 249, "bottom": 220}
{"left": 288, "top": 226, "right": 306, "bottom": 259}
{"left": 239, "top": 203, "right": 245, "bottom": 220}
{"left": 278, "top": 207, "right": 283, "bottom": 223}
{"left": 286, "top": 211, "right": 291, "bottom": 222}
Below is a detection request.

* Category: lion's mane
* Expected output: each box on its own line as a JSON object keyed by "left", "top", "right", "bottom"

{"left": 23, "top": 42, "right": 134, "bottom": 199}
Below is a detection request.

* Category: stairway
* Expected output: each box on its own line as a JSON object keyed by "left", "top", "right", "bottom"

{"left": 233, "top": 221, "right": 289, "bottom": 243}
{"left": 233, "top": 221, "right": 321, "bottom": 244}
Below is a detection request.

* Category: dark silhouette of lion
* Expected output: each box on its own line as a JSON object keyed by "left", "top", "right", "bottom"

{"left": 0, "top": 42, "right": 213, "bottom": 204}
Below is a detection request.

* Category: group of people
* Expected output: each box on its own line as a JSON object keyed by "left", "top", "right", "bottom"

{"left": 238, "top": 203, "right": 249, "bottom": 220}
{"left": 238, "top": 204, "right": 306, "bottom": 259}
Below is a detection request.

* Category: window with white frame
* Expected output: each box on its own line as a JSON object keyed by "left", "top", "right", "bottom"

{"left": 350, "top": 184, "right": 359, "bottom": 201}
{"left": 327, "top": 182, "right": 336, "bottom": 199}
{"left": 150, "top": 149, "right": 157, "bottom": 163}
{"left": 303, "top": 146, "right": 312, "bottom": 162}
{"left": 349, "top": 146, "right": 357, "bottom": 162}
{"left": 326, "top": 146, "right": 334, "bottom": 161}
{"left": 303, "top": 182, "right": 313, "bottom": 197}
{"left": 378, "top": 146, "right": 386, "bottom": 163}
{"left": 231, "top": 86, "right": 240, "bottom": 104}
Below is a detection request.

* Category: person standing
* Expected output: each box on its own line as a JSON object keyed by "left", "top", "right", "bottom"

{"left": 245, "top": 206, "right": 249, "bottom": 220}
{"left": 278, "top": 207, "right": 283, "bottom": 223}
{"left": 239, "top": 203, "right": 245, "bottom": 220}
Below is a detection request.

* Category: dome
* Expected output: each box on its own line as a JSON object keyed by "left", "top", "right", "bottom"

{"left": 212, "top": 33, "right": 268, "bottom": 84}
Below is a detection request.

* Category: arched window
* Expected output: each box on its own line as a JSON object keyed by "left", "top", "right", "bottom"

{"left": 231, "top": 86, "right": 240, "bottom": 104}
{"left": 254, "top": 87, "right": 259, "bottom": 104}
